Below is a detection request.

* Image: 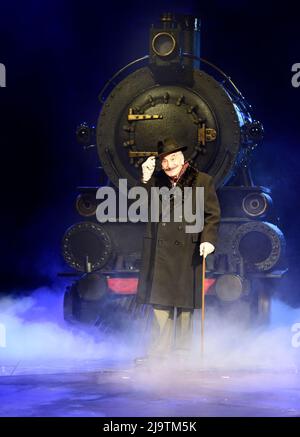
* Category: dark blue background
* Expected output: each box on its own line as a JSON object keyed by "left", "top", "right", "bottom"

{"left": 1, "top": 0, "right": 299, "bottom": 304}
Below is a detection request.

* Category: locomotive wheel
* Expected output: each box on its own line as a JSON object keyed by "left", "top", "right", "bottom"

{"left": 251, "top": 278, "right": 272, "bottom": 326}
{"left": 63, "top": 288, "right": 75, "bottom": 323}
{"left": 257, "top": 284, "right": 271, "bottom": 326}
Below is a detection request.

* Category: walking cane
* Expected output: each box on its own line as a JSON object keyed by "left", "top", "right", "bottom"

{"left": 172, "top": 306, "right": 177, "bottom": 350}
{"left": 201, "top": 252, "right": 206, "bottom": 357}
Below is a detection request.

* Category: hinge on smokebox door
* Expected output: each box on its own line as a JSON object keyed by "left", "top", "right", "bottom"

{"left": 127, "top": 107, "right": 163, "bottom": 121}
{"left": 197, "top": 123, "right": 217, "bottom": 146}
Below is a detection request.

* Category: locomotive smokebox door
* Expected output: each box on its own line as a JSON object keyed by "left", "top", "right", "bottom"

{"left": 96, "top": 13, "right": 250, "bottom": 189}
{"left": 97, "top": 65, "right": 245, "bottom": 189}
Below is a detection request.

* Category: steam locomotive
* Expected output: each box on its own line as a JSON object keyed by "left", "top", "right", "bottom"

{"left": 61, "top": 13, "right": 287, "bottom": 329}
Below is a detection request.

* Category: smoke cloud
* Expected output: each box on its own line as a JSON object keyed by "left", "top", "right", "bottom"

{"left": 0, "top": 285, "right": 299, "bottom": 376}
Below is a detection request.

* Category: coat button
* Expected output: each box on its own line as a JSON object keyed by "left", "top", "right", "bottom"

{"left": 178, "top": 225, "right": 183, "bottom": 230}
{"left": 162, "top": 222, "right": 166, "bottom": 227}
{"left": 175, "top": 240, "right": 180, "bottom": 245}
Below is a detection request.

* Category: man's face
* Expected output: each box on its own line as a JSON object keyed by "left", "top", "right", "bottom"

{"left": 161, "top": 151, "right": 184, "bottom": 177}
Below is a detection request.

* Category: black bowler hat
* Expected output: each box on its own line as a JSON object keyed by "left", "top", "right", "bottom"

{"left": 157, "top": 137, "right": 187, "bottom": 158}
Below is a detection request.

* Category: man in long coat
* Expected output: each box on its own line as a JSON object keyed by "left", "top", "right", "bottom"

{"left": 136, "top": 138, "right": 221, "bottom": 360}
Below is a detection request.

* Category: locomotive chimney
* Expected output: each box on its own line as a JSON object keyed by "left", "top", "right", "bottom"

{"left": 149, "top": 12, "right": 201, "bottom": 85}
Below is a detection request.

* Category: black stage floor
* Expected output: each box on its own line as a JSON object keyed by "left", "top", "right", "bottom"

{"left": 0, "top": 359, "right": 299, "bottom": 417}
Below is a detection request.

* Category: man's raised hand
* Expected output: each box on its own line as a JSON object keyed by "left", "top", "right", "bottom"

{"left": 141, "top": 156, "right": 156, "bottom": 183}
